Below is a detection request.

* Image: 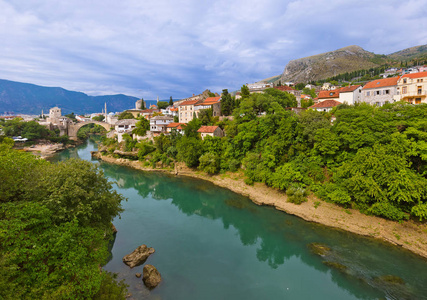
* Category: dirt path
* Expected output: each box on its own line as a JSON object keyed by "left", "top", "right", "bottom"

{"left": 94, "top": 153, "right": 427, "bottom": 259}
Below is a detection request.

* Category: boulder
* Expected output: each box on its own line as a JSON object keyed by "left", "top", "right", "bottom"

{"left": 135, "top": 273, "right": 142, "bottom": 278}
{"left": 143, "top": 265, "right": 162, "bottom": 289}
{"left": 123, "top": 245, "right": 155, "bottom": 268}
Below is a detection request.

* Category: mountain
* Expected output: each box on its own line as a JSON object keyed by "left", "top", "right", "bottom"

{"left": 388, "top": 44, "right": 427, "bottom": 61}
{"left": 0, "top": 79, "right": 139, "bottom": 115}
{"left": 263, "top": 44, "right": 427, "bottom": 84}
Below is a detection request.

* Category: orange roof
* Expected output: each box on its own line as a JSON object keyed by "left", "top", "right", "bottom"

{"left": 401, "top": 71, "right": 427, "bottom": 79}
{"left": 318, "top": 90, "right": 340, "bottom": 99}
{"left": 179, "top": 100, "right": 200, "bottom": 106}
{"left": 202, "top": 97, "right": 221, "bottom": 105}
{"left": 274, "top": 85, "right": 295, "bottom": 92}
{"left": 197, "top": 126, "right": 219, "bottom": 133}
{"left": 170, "top": 107, "right": 179, "bottom": 111}
{"left": 363, "top": 77, "right": 399, "bottom": 90}
{"left": 166, "top": 122, "right": 184, "bottom": 128}
{"left": 339, "top": 85, "right": 361, "bottom": 93}
{"left": 310, "top": 99, "right": 341, "bottom": 108}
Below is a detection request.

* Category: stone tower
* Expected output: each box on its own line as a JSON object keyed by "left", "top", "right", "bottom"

{"left": 136, "top": 99, "right": 145, "bottom": 110}
{"left": 48, "top": 107, "right": 61, "bottom": 124}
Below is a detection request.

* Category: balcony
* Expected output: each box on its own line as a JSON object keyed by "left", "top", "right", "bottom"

{"left": 397, "top": 90, "right": 427, "bottom": 97}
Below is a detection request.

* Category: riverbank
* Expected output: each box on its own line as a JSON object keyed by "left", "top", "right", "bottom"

{"left": 93, "top": 152, "right": 427, "bottom": 259}
{"left": 22, "top": 143, "right": 66, "bottom": 159}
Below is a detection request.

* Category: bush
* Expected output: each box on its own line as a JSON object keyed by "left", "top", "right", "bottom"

{"left": 286, "top": 186, "right": 308, "bottom": 204}
{"left": 199, "top": 153, "right": 220, "bottom": 174}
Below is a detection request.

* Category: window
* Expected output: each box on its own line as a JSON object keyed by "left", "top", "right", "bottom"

{"left": 366, "top": 91, "right": 370, "bottom": 96}
{"left": 415, "top": 98, "right": 422, "bottom": 104}
{"left": 418, "top": 86, "right": 422, "bottom": 95}
{"left": 376, "top": 91, "right": 380, "bottom": 95}
{"left": 403, "top": 78, "right": 407, "bottom": 83}
{"left": 402, "top": 87, "right": 407, "bottom": 94}
{"left": 385, "top": 90, "right": 390, "bottom": 94}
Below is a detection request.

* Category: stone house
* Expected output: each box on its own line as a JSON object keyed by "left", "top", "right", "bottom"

{"left": 393, "top": 71, "right": 427, "bottom": 104}
{"left": 338, "top": 85, "right": 362, "bottom": 105}
{"left": 166, "top": 123, "right": 185, "bottom": 134}
{"left": 194, "top": 97, "right": 222, "bottom": 118}
{"left": 115, "top": 119, "right": 137, "bottom": 142}
{"left": 150, "top": 115, "right": 174, "bottom": 133}
{"left": 197, "top": 126, "right": 224, "bottom": 139}
{"left": 309, "top": 99, "right": 341, "bottom": 112}
{"left": 361, "top": 77, "right": 399, "bottom": 106}
{"left": 178, "top": 100, "right": 200, "bottom": 123}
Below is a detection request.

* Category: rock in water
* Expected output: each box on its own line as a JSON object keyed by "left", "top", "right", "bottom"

{"left": 143, "top": 265, "right": 162, "bottom": 289}
{"left": 123, "top": 245, "right": 155, "bottom": 268}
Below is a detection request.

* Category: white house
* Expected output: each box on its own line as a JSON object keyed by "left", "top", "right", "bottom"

{"left": 150, "top": 115, "right": 174, "bottom": 133}
{"left": 115, "top": 119, "right": 137, "bottom": 142}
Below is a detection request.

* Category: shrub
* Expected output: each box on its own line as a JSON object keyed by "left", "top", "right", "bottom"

{"left": 286, "top": 186, "right": 308, "bottom": 204}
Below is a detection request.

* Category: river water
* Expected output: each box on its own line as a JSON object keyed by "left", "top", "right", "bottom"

{"left": 53, "top": 138, "right": 427, "bottom": 300}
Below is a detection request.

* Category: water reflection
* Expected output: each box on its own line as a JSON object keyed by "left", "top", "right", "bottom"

{"left": 100, "top": 163, "right": 427, "bottom": 300}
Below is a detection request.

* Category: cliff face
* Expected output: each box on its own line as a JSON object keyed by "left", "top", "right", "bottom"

{"left": 281, "top": 45, "right": 378, "bottom": 82}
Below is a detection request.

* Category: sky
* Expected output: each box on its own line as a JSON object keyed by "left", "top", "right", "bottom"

{"left": 1, "top": 0, "right": 426, "bottom": 100}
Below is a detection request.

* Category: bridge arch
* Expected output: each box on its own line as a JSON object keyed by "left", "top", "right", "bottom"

{"left": 68, "top": 121, "right": 112, "bottom": 140}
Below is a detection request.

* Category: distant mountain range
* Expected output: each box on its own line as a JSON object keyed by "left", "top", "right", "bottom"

{"left": 0, "top": 79, "right": 140, "bottom": 115}
{"left": 262, "top": 44, "right": 427, "bottom": 84}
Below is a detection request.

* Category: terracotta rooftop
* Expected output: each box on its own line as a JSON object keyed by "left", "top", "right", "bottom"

{"left": 309, "top": 99, "right": 342, "bottom": 109}
{"left": 179, "top": 100, "right": 201, "bottom": 106}
{"left": 401, "top": 71, "right": 427, "bottom": 79}
{"left": 274, "top": 85, "right": 295, "bottom": 92}
{"left": 166, "top": 122, "right": 184, "bottom": 128}
{"left": 339, "top": 85, "right": 361, "bottom": 93}
{"left": 197, "top": 126, "right": 219, "bottom": 133}
{"left": 363, "top": 77, "right": 399, "bottom": 90}
{"left": 201, "top": 97, "right": 221, "bottom": 105}
{"left": 317, "top": 90, "right": 340, "bottom": 99}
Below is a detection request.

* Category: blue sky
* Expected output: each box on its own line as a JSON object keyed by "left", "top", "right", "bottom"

{"left": 1, "top": 0, "right": 426, "bottom": 99}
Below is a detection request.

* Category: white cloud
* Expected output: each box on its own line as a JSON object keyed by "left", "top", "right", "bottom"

{"left": 0, "top": 0, "right": 426, "bottom": 99}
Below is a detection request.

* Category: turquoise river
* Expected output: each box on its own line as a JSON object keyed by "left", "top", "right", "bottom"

{"left": 53, "top": 138, "right": 427, "bottom": 300}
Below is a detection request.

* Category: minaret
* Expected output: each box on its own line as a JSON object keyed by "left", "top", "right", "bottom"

{"left": 104, "top": 102, "right": 107, "bottom": 117}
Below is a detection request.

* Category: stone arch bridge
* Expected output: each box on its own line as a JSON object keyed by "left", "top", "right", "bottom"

{"left": 67, "top": 121, "right": 113, "bottom": 140}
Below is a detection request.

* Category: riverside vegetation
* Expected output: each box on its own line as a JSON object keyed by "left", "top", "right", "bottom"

{"left": 106, "top": 87, "right": 427, "bottom": 223}
{"left": 0, "top": 138, "right": 128, "bottom": 299}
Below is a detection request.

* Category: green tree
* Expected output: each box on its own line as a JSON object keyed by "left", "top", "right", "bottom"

{"left": 118, "top": 111, "right": 135, "bottom": 120}
{"left": 93, "top": 115, "right": 105, "bottom": 122}
{"left": 157, "top": 101, "right": 169, "bottom": 109}
{"left": 132, "top": 116, "right": 150, "bottom": 137}
{"left": 199, "top": 152, "right": 220, "bottom": 174}
{"left": 241, "top": 85, "right": 250, "bottom": 99}
{"left": 169, "top": 96, "right": 173, "bottom": 106}
{"left": 221, "top": 89, "right": 235, "bottom": 116}
{"left": 295, "top": 83, "right": 305, "bottom": 90}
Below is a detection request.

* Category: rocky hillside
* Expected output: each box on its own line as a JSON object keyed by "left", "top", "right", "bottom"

{"left": 281, "top": 45, "right": 381, "bottom": 83}
{"left": 0, "top": 79, "right": 139, "bottom": 115}
{"left": 268, "top": 44, "right": 427, "bottom": 84}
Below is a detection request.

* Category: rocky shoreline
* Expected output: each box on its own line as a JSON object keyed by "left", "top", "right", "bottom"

{"left": 92, "top": 151, "right": 427, "bottom": 260}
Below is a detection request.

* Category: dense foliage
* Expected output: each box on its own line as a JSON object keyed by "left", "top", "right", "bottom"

{"left": 106, "top": 86, "right": 427, "bottom": 222}
{"left": 0, "top": 143, "right": 127, "bottom": 299}
{"left": 0, "top": 118, "right": 69, "bottom": 143}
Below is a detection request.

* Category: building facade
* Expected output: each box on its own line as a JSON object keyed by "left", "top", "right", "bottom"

{"left": 393, "top": 72, "right": 427, "bottom": 104}
{"left": 362, "top": 77, "right": 399, "bottom": 106}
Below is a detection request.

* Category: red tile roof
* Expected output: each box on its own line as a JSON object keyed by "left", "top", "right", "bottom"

{"left": 317, "top": 90, "right": 340, "bottom": 99}
{"left": 179, "top": 100, "right": 201, "bottom": 106}
{"left": 309, "top": 99, "right": 341, "bottom": 109}
{"left": 202, "top": 97, "right": 221, "bottom": 105}
{"left": 170, "top": 107, "right": 178, "bottom": 111}
{"left": 197, "top": 126, "right": 219, "bottom": 133}
{"left": 339, "top": 85, "right": 361, "bottom": 93}
{"left": 401, "top": 71, "right": 427, "bottom": 79}
{"left": 274, "top": 85, "right": 295, "bottom": 92}
{"left": 166, "top": 122, "right": 184, "bottom": 128}
{"left": 362, "top": 77, "right": 399, "bottom": 90}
